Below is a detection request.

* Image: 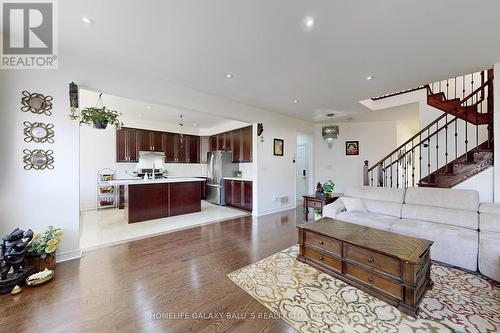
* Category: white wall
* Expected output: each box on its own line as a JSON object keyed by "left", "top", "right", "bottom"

{"left": 0, "top": 68, "right": 81, "bottom": 262}
{"left": 454, "top": 167, "right": 494, "bottom": 202}
{"left": 314, "top": 121, "right": 398, "bottom": 193}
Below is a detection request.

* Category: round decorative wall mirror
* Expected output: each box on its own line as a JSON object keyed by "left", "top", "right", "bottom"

{"left": 23, "top": 121, "right": 55, "bottom": 143}
{"left": 21, "top": 91, "right": 53, "bottom": 115}
{"left": 23, "top": 149, "right": 54, "bottom": 170}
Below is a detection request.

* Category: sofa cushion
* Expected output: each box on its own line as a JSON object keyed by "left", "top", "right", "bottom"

{"left": 345, "top": 186, "right": 406, "bottom": 203}
{"left": 401, "top": 204, "right": 479, "bottom": 230}
{"left": 390, "top": 219, "right": 478, "bottom": 271}
{"left": 404, "top": 187, "right": 479, "bottom": 211}
{"left": 363, "top": 199, "right": 403, "bottom": 219}
{"left": 335, "top": 212, "right": 399, "bottom": 231}
{"left": 479, "top": 203, "right": 500, "bottom": 233}
{"left": 479, "top": 231, "right": 500, "bottom": 282}
{"left": 342, "top": 197, "right": 367, "bottom": 213}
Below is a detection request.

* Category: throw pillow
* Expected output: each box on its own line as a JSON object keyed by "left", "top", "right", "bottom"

{"left": 342, "top": 197, "right": 367, "bottom": 213}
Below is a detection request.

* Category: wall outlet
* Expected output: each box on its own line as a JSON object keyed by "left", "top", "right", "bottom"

{"left": 273, "top": 196, "right": 278, "bottom": 201}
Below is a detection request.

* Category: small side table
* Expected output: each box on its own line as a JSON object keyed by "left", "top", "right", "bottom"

{"left": 303, "top": 194, "right": 342, "bottom": 221}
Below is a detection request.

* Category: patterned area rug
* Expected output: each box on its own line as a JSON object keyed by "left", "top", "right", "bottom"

{"left": 228, "top": 246, "right": 500, "bottom": 333}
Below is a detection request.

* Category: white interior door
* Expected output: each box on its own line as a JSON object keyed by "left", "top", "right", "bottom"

{"left": 296, "top": 144, "right": 307, "bottom": 202}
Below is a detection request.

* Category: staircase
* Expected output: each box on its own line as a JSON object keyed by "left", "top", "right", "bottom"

{"left": 363, "top": 69, "right": 494, "bottom": 189}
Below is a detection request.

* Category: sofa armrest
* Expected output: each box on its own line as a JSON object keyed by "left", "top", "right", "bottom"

{"left": 323, "top": 199, "right": 345, "bottom": 218}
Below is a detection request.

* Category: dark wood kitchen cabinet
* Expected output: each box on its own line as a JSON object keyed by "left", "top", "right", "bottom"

{"left": 139, "top": 130, "right": 163, "bottom": 152}
{"left": 163, "top": 132, "right": 176, "bottom": 162}
{"left": 208, "top": 125, "right": 252, "bottom": 163}
{"left": 210, "top": 136, "right": 218, "bottom": 151}
{"left": 174, "top": 134, "right": 186, "bottom": 162}
{"left": 224, "top": 179, "right": 252, "bottom": 211}
{"left": 187, "top": 135, "right": 200, "bottom": 163}
{"left": 116, "top": 128, "right": 139, "bottom": 162}
{"left": 241, "top": 126, "right": 252, "bottom": 162}
{"left": 117, "top": 127, "right": 201, "bottom": 164}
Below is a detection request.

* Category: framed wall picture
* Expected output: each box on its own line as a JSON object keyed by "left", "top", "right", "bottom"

{"left": 345, "top": 141, "right": 359, "bottom": 155}
{"left": 273, "top": 138, "right": 284, "bottom": 156}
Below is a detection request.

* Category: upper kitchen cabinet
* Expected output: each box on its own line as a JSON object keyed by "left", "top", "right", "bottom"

{"left": 187, "top": 135, "right": 200, "bottom": 163}
{"left": 241, "top": 126, "right": 252, "bottom": 162}
{"left": 174, "top": 134, "right": 185, "bottom": 163}
{"left": 208, "top": 125, "right": 252, "bottom": 163}
{"left": 139, "top": 130, "right": 163, "bottom": 152}
{"left": 116, "top": 128, "right": 139, "bottom": 162}
{"left": 210, "top": 136, "right": 218, "bottom": 151}
{"left": 163, "top": 132, "right": 176, "bottom": 162}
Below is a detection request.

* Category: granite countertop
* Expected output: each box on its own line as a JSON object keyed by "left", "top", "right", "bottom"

{"left": 223, "top": 177, "right": 253, "bottom": 182}
{"left": 107, "top": 178, "right": 205, "bottom": 186}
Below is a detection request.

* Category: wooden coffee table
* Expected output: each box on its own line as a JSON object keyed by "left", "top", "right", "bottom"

{"left": 297, "top": 218, "right": 433, "bottom": 316}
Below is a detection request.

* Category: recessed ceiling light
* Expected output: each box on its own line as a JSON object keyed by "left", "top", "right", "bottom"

{"left": 138, "top": 114, "right": 143, "bottom": 118}
{"left": 292, "top": 99, "right": 299, "bottom": 104}
{"left": 302, "top": 16, "right": 315, "bottom": 31}
{"left": 225, "top": 73, "right": 233, "bottom": 79}
{"left": 366, "top": 76, "right": 373, "bottom": 81}
{"left": 146, "top": 106, "right": 152, "bottom": 110}
{"left": 81, "top": 16, "right": 94, "bottom": 25}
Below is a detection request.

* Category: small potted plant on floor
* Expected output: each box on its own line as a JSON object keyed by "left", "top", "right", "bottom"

{"left": 79, "top": 106, "right": 123, "bottom": 129}
{"left": 25, "top": 226, "right": 62, "bottom": 272}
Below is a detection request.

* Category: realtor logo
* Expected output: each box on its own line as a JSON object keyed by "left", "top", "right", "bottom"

{"left": 1, "top": 0, "right": 58, "bottom": 69}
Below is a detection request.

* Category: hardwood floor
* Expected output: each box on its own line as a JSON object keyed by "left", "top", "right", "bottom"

{"left": 1, "top": 207, "right": 308, "bottom": 333}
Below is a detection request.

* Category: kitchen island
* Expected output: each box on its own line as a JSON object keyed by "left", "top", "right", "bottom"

{"left": 109, "top": 178, "right": 204, "bottom": 223}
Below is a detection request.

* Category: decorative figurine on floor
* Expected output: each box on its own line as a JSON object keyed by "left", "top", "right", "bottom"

{"left": 0, "top": 228, "right": 35, "bottom": 294}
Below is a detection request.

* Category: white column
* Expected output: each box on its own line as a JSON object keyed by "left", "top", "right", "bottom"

{"left": 494, "top": 63, "right": 500, "bottom": 202}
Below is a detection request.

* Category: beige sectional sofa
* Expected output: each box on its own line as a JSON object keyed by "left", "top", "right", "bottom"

{"left": 478, "top": 203, "right": 500, "bottom": 282}
{"left": 322, "top": 186, "right": 497, "bottom": 281}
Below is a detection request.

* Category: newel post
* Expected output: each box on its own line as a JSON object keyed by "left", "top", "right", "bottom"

{"left": 363, "top": 160, "right": 369, "bottom": 186}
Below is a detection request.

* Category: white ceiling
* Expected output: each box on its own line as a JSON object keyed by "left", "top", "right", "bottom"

{"left": 61, "top": 0, "right": 500, "bottom": 122}
{"left": 79, "top": 89, "right": 234, "bottom": 130}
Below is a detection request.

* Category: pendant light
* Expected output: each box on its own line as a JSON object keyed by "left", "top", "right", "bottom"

{"left": 179, "top": 114, "right": 184, "bottom": 148}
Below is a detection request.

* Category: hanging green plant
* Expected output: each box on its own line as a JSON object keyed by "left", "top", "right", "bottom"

{"left": 79, "top": 106, "right": 123, "bottom": 129}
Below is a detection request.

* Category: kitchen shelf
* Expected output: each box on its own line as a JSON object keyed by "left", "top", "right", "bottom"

{"left": 97, "top": 168, "right": 117, "bottom": 209}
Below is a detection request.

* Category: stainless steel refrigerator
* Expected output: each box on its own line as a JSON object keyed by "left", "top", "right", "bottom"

{"left": 206, "top": 151, "right": 238, "bottom": 205}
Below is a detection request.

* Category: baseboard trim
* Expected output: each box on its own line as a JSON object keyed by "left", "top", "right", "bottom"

{"left": 256, "top": 204, "right": 297, "bottom": 217}
{"left": 56, "top": 248, "right": 82, "bottom": 263}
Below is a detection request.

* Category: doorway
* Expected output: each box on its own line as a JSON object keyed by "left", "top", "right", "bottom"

{"left": 296, "top": 133, "right": 313, "bottom": 204}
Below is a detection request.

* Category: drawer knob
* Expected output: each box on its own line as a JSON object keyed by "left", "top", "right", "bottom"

{"left": 319, "top": 240, "right": 324, "bottom": 245}
{"left": 319, "top": 256, "right": 324, "bottom": 261}
{"left": 367, "top": 256, "right": 374, "bottom": 263}
{"left": 368, "top": 276, "right": 374, "bottom": 283}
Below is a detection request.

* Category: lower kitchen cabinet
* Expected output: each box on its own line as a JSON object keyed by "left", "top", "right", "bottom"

{"left": 225, "top": 180, "right": 252, "bottom": 211}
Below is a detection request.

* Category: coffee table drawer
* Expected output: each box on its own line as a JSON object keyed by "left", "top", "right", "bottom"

{"left": 305, "top": 232, "right": 341, "bottom": 256}
{"left": 345, "top": 263, "right": 402, "bottom": 299}
{"left": 344, "top": 244, "right": 401, "bottom": 278}
{"left": 304, "top": 247, "right": 342, "bottom": 272}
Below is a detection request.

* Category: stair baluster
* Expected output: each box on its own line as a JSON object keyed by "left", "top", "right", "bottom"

{"left": 364, "top": 69, "right": 493, "bottom": 189}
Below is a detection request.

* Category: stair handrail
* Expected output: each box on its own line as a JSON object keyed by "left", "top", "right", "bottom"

{"left": 367, "top": 78, "right": 492, "bottom": 174}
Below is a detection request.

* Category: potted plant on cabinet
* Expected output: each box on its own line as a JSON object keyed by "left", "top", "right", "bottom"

{"left": 25, "top": 226, "right": 62, "bottom": 272}
{"left": 79, "top": 106, "right": 123, "bottom": 129}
